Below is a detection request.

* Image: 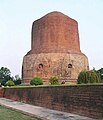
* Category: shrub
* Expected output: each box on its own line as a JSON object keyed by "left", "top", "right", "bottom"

{"left": 49, "top": 76, "right": 59, "bottom": 85}
{"left": 77, "top": 71, "right": 85, "bottom": 84}
{"left": 30, "top": 77, "right": 43, "bottom": 86}
{"left": 77, "top": 70, "right": 101, "bottom": 84}
{"left": 96, "top": 68, "right": 103, "bottom": 80}
{"left": 5, "top": 80, "right": 15, "bottom": 86}
{"left": 14, "top": 75, "right": 22, "bottom": 85}
{"left": 14, "top": 79, "right": 22, "bottom": 85}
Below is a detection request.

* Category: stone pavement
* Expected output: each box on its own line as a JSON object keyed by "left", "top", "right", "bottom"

{"left": 0, "top": 97, "right": 96, "bottom": 120}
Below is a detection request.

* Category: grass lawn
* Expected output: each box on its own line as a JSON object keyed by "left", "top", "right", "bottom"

{"left": 0, "top": 105, "right": 40, "bottom": 120}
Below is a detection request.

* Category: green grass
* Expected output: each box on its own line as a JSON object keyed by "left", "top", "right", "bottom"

{"left": 0, "top": 105, "right": 40, "bottom": 120}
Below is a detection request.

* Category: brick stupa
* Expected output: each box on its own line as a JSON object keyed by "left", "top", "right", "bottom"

{"left": 22, "top": 11, "right": 89, "bottom": 84}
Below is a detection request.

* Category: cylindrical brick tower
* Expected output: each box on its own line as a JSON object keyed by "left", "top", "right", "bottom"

{"left": 22, "top": 11, "right": 89, "bottom": 84}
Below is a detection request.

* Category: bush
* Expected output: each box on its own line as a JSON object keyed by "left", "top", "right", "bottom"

{"left": 30, "top": 77, "right": 43, "bottom": 86}
{"left": 97, "top": 68, "right": 103, "bottom": 80}
{"left": 49, "top": 76, "right": 59, "bottom": 85}
{"left": 77, "top": 70, "right": 101, "bottom": 84}
{"left": 5, "top": 80, "right": 15, "bottom": 86}
{"left": 14, "top": 79, "right": 21, "bottom": 85}
{"left": 13, "top": 75, "right": 22, "bottom": 85}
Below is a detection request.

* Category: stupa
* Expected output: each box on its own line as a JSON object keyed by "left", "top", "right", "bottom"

{"left": 22, "top": 11, "right": 89, "bottom": 84}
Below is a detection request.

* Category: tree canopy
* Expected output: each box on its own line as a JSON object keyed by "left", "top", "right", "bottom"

{"left": 77, "top": 70, "right": 101, "bottom": 84}
{"left": 97, "top": 68, "right": 103, "bottom": 80}
{"left": 0, "top": 67, "right": 11, "bottom": 85}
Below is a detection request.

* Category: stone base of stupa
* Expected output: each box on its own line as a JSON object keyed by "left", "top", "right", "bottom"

{"left": 22, "top": 52, "right": 89, "bottom": 85}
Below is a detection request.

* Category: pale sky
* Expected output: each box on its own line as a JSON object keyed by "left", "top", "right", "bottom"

{"left": 0, "top": 0, "right": 103, "bottom": 77}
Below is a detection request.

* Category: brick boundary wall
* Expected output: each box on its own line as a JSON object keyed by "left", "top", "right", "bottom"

{"left": 0, "top": 88, "right": 4, "bottom": 97}
{"left": 1, "top": 85, "right": 103, "bottom": 119}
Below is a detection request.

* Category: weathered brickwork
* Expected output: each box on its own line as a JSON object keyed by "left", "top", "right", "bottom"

{"left": 23, "top": 53, "right": 88, "bottom": 84}
{"left": 30, "top": 11, "right": 80, "bottom": 54}
{"left": 22, "top": 11, "right": 89, "bottom": 84}
{"left": 0, "top": 88, "right": 4, "bottom": 97}
{"left": 3, "top": 85, "right": 103, "bottom": 119}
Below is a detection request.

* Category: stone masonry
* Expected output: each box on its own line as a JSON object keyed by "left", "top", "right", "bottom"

{"left": 22, "top": 11, "right": 89, "bottom": 84}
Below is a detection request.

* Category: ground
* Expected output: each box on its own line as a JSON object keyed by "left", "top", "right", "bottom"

{"left": 0, "top": 105, "right": 40, "bottom": 120}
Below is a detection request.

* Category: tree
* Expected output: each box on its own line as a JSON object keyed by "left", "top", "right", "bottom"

{"left": 77, "top": 70, "right": 100, "bottom": 84}
{"left": 0, "top": 67, "right": 11, "bottom": 85}
{"left": 97, "top": 68, "right": 103, "bottom": 80}
{"left": 77, "top": 71, "right": 88, "bottom": 84}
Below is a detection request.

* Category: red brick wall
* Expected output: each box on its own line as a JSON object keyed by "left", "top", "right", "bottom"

{"left": 28, "top": 11, "right": 81, "bottom": 55}
{"left": 0, "top": 88, "right": 4, "bottom": 97}
{"left": 3, "top": 85, "right": 103, "bottom": 119}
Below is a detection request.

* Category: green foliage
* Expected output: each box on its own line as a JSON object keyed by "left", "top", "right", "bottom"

{"left": 30, "top": 77, "right": 43, "bottom": 86}
{"left": 77, "top": 70, "right": 100, "bottom": 84}
{"left": 77, "top": 71, "right": 87, "bottom": 84}
{"left": 13, "top": 75, "right": 22, "bottom": 85}
{"left": 5, "top": 80, "right": 15, "bottom": 86}
{"left": 0, "top": 67, "right": 22, "bottom": 86}
{"left": 14, "top": 79, "right": 21, "bottom": 85}
{"left": 97, "top": 68, "right": 103, "bottom": 80}
{"left": 49, "top": 76, "right": 59, "bottom": 85}
{"left": 0, "top": 67, "right": 11, "bottom": 85}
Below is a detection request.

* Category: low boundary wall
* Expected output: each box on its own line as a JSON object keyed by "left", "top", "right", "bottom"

{"left": 1, "top": 85, "right": 103, "bottom": 119}
{"left": 0, "top": 88, "right": 4, "bottom": 97}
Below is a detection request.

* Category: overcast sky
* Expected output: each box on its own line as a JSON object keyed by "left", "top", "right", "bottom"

{"left": 0, "top": 0, "right": 103, "bottom": 77}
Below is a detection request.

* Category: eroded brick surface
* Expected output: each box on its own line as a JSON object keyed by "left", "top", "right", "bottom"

{"left": 0, "top": 88, "right": 4, "bottom": 97}
{"left": 22, "top": 53, "right": 88, "bottom": 84}
{"left": 29, "top": 11, "right": 80, "bottom": 54}
{"left": 22, "top": 11, "right": 89, "bottom": 84}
